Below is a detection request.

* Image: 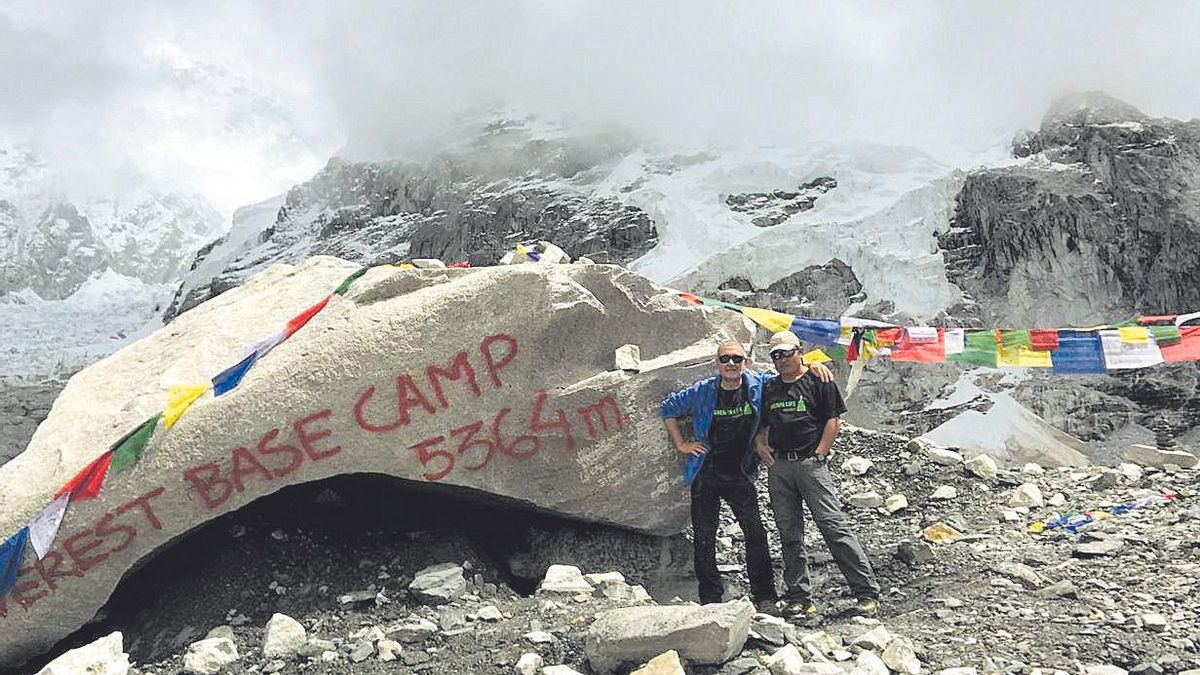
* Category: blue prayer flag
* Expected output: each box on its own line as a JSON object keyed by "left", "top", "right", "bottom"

{"left": 1051, "top": 330, "right": 1107, "bottom": 374}
{"left": 1, "top": 528, "right": 29, "bottom": 597}
{"left": 212, "top": 352, "right": 258, "bottom": 396}
{"left": 790, "top": 316, "right": 842, "bottom": 347}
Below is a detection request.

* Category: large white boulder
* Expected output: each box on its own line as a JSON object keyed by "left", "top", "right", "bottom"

{"left": 35, "top": 632, "right": 129, "bottom": 675}
{"left": 0, "top": 259, "right": 750, "bottom": 666}
{"left": 585, "top": 599, "right": 755, "bottom": 673}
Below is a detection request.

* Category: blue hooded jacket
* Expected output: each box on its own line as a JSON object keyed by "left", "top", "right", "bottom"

{"left": 660, "top": 370, "right": 772, "bottom": 485}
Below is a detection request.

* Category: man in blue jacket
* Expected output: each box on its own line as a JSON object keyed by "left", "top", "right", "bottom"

{"left": 661, "top": 339, "right": 831, "bottom": 613}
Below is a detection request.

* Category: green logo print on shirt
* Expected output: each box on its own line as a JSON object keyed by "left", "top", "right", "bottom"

{"left": 768, "top": 398, "right": 807, "bottom": 413}
{"left": 713, "top": 402, "right": 753, "bottom": 418}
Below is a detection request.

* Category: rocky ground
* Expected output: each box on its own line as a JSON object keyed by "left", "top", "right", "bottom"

{"left": 23, "top": 428, "right": 1200, "bottom": 675}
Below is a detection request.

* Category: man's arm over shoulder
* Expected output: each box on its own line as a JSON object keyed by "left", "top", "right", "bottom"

{"left": 816, "top": 378, "right": 849, "bottom": 419}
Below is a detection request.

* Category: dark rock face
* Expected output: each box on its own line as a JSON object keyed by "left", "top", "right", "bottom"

{"left": 166, "top": 125, "right": 659, "bottom": 320}
{"left": 942, "top": 93, "right": 1200, "bottom": 327}
{"left": 709, "top": 258, "right": 865, "bottom": 320}
{"left": 724, "top": 175, "right": 836, "bottom": 228}
{"left": 939, "top": 92, "right": 1200, "bottom": 457}
{"left": 0, "top": 383, "right": 60, "bottom": 465}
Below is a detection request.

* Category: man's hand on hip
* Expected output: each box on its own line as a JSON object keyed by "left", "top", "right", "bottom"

{"left": 677, "top": 442, "right": 706, "bottom": 457}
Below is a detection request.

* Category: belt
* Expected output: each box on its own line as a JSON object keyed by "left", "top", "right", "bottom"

{"left": 774, "top": 450, "right": 814, "bottom": 462}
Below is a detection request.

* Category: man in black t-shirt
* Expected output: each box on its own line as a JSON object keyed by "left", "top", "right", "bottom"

{"left": 661, "top": 340, "right": 779, "bottom": 613}
{"left": 755, "top": 330, "right": 880, "bottom": 619}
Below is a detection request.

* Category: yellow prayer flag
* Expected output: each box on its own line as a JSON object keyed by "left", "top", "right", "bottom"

{"left": 996, "top": 344, "right": 1053, "bottom": 367}
{"left": 803, "top": 348, "right": 831, "bottom": 364}
{"left": 516, "top": 244, "right": 528, "bottom": 254}
{"left": 740, "top": 306, "right": 795, "bottom": 334}
{"left": 1118, "top": 326, "right": 1150, "bottom": 345}
{"left": 164, "top": 383, "right": 212, "bottom": 429}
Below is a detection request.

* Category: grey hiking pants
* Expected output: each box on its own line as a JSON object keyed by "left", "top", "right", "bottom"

{"left": 768, "top": 455, "right": 880, "bottom": 601}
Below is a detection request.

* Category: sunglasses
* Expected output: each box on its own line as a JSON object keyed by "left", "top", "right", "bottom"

{"left": 717, "top": 354, "right": 746, "bottom": 364}
{"left": 770, "top": 348, "right": 798, "bottom": 361}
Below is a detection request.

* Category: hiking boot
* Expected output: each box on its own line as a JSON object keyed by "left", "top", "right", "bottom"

{"left": 853, "top": 597, "right": 879, "bottom": 616}
{"left": 781, "top": 599, "right": 818, "bottom": 618}
{"left": 754, "top": 599, "right": 781, "bottom": 617}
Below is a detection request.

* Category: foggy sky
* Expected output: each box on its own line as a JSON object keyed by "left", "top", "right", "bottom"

{"left": 3, "top": 0, "right": 1200, "bottom": 213}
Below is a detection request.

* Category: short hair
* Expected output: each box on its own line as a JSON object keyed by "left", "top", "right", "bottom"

{"left": 715, "top": 339, "right": 746, "bottom": 356}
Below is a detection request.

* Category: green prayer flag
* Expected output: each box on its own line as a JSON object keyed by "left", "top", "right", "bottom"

{"left": 110, "top": 414, "right": 162, "bottom": 474}
{"left": 824, "top": 344, "right": 849, "bottom": 361}
{"left": 948, "top": 329, "right": 998, "bottom": 367}
{"left": 333, "top": 267, "right": 370, "bottom": 296}
{"left": 1150, "top": 325, "right": 1182, "bottom": 346}
{"left": 999, "top": 329, "right": 1031, "bottom": 349}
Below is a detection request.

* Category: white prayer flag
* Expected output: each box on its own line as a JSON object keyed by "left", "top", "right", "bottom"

{"left": 906, "top": 327, "right": 940, "bottom": 343}
{"left": 944, "top": 329, "right": 965, "bottom": 355}
{"left": 29, "top": 493, "right": 70, "bottom": 559}
{"left": 1099, "top": 329, "right": 1163, "bottom": 369}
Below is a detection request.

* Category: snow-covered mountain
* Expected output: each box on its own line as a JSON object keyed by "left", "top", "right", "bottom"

{"left": 5, "top": 95, "right": 1197, "bottom": 465}
{"left": 0, "top": 144, "right": 224, "bottom": 390}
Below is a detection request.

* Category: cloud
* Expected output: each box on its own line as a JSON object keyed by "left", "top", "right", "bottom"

{"left": 3, "top": 1, "right": 1200, "bottom": 211}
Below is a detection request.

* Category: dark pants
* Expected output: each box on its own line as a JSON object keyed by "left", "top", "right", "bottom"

{"left": 768, "top": 456, "right": 880, "bottom": 602}
{"left": 690, "top": 468, "right": 777, "bottom": 604}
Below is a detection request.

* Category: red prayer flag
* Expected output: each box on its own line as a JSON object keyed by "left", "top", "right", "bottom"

{"left": 1161, "top": 326, "right": 1200, "bottom": 363}
{"left": 1137, "top": 315, "right": 1178, "bottom": 325}
{"left": 284, "top": 295, "right": 332, "bottom": 338}
{"left": 54, "top": 450, "right": 115, "bottom": 502}
{"left": 890, "top": 328, "right": 946, "bottom": 363}
{"left": 678, "top": 293, "right": 702, "bottom": 306}
{"left": 875, "top": 328, "right": 903, "bottom": 345}
{"left": 1029, "top": 329, "right": 1060, "bottom": 351}
{"left": 447, "top": 262, "right": 471, "bottom": 268}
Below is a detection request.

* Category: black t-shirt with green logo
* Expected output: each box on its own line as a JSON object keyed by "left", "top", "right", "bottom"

{"left": 762, "top": 370, "right": 848, "bottom": 456}
{"left": 706, "top": 384, "right": 754, "bottom": 476}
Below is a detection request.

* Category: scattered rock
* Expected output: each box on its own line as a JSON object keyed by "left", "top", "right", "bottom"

{"left": 477, "top": 605, "right": 504, "bottom": 622}
{"left": 408, "top": 562, "right": 467, "bottom": 605}
{"left": 926, "top": 447, "right": 965, "bottom": 466}
{"left": 182, "top": 637, "right": 239, "bottom": 675}
{"left": 1034, "top": 579, "right": 1078, "bottom": 599}
{"left": 993, "top": 562, "right": 1045, "bottom": 589}
{"left": 348, "top": 640, "right": 375, "bottom": 663}
{"left": 515, "top": 652, "right": 544, "bottom": 675}
{"left": 377, "top": 639, "right": 401, "bottom": 662}
{"left": 1009, "top": 483, "right": 1044, "bottom": 508}
{"left": 882, "top": 638, "right": 922, "bottom": 675}
{"left": 204, "top": 626, "right": 234, "bottom": 641}
{"left": 1073, "top": 537, "right": 1125, "bottom": 557}
{"left": 965, "top": 453, "right": 999, "bottom": 480}
{"left": 922, "top": 522, "right": 962, "bottom": 543}
{"left": 35, "top": 632, "right": 129, "bottom": 675}
{"left": 631, "top": 650, "right": 686, "bottom": 675}
{"left": 388, "top": 616, "right": 439, "bottom": 643}
{"left": 538, "top": 564, "right": 595, "bottom": 595}
{"left": 886, "top": 494, "right": 909, "bottom": 513}
{"left": 857, "top": 649, "right": 890, "bottom": 675}
{"left": 896, "top": 541, "right": 936, "bottom": 564}
{"left": 614, "top": 344, "right": 642, "bottom": 372}
{"left": 852, "top": 625, "right": 893, "bottom": 651}
{"left": 1020, "top": 463, "right": 1045, "bottom": 476}
{"left": 930, "top": 485, "right": 958, "bottom": 500}
{"left": 585, "top": 599, "right": 754, "bottom": 673}
{"left": 543, "top": 666, "right": 587, "bottom": 675}
{"left": 1125, "top": 444, "right": 1198, "bottom": 469}
{"left": 842, "top": 456, "right": 874, "bottom": 476}
{"left": 262, "top": 613, "right": 307, "bottom": 658}
{"left": 847, "top": 491, "right": 884, "bottom": 508}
